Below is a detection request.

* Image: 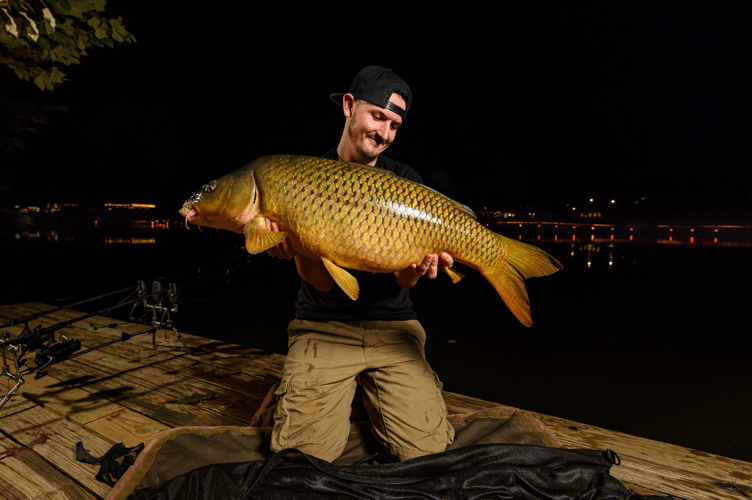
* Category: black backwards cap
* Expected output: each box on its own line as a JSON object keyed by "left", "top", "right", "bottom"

{"left": 330, "top": 66, "right": 412, "bottom": 120}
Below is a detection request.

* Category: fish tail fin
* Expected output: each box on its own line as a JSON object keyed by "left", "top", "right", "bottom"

{"left": 483, "top": 236, "right": 563, "bottom": 327}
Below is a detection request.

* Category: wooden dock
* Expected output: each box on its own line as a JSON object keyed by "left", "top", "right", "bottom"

{"left": 1, "top": 302, "right": 749, "bottom": 500}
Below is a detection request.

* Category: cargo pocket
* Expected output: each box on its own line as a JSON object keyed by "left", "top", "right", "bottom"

{"left": 274, "top": 373, "right": 294, "bottom": 410}
{"left": 270, "top": 373, "right": 295, "bottom": 452}
{"left": 433, "top": 371, "right": 455, "bottom": 446}
{"left": 432, "top": 371, "right": 444, "bottom": 391}
{"left": 431, "top": 370, "right": 447, "bottom": 417}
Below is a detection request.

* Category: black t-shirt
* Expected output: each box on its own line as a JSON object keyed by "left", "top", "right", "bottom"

{"left": 293, "top": 148, "right": 423, "bottom": 322}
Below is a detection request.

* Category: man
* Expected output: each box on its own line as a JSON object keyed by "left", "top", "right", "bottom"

{"left": 266, "top": 66, "right": 455, "bottom": 462}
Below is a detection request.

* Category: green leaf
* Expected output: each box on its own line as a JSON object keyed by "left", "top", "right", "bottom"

{"left": 89, "top": 0, "right": 108, "bottom": 12}
{"left": 76, "top": 33, "right": 88, "bottom": 51}
{"left": 87, "top": 33, "right": 102, "bottom": 47}
{"left": 50, "top": 45, "right": 78, "bottom": 64}
{"left": 2, "top": 0, "right": 136, "bottom": 90}
{"left": 13, "top": 66, "right": 31, "bottom": 81}
{"left": 33, "top": 71, "right": 53, "bottom": 91}
{"left": 59, "top": 18, "right": 76, "bottom": 36}
{"left": 89, "top": 324, "right": 100, "bottom": 333}
{"left": 182, "top": 392, "right": 213, "bottom": 404}
{"left": 109, "top": 17, "right": 129, "bottom": 42}
{"left": 50, "top": 66, "right": 65, "bottom": 84}
{"left": 61, "top": 0, "right": 106, "bottom": 18}
{"left": 18, "top": 0, "right": 37, "bottom": 14}
{"left": 86, "top": 17, "right": 108, "bottom": 39}
{"left": 43, "top": 20, "right": 55, "bottom": 36}
{"left": 34, "top": 35, "right": 50, "bottom": 51}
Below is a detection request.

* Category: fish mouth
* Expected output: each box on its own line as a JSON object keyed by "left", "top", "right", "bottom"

{"left": 179, "top": 203, "right": 200, "bottom": 231}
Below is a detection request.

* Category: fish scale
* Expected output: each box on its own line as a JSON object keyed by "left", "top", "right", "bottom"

{"left": 180, "top": 154, "right": 563, "bottom": 326}
{"left": 255, "top": 156, "right": 463, "bottom": 271}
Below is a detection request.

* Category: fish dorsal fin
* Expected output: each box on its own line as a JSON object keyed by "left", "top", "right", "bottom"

{"left": 321, "top": 257, "right": 359, "bottom": 300}
{"left": 339, "top": 160, "right": 395, "bottom": 176}
{"left": 421, "top": 184, "right": 477, "bottom": 220}
{"left": 337, "top": 156, "right": 475, "bottom": 218}
{"left": 448, "top": 197, "right": 477, "bottom": 220}
{"left": 243, "top": 217, "right": 287, "bottom": 254}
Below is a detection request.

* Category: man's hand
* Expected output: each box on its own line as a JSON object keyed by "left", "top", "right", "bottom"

{"left": 265, "top": 219, "right": 296, "bottom": 260}
{"left": 394, "top": 252, "right": 454, "bottom": 290}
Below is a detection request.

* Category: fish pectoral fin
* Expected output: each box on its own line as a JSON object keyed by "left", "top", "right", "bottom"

{"left": 242, "top": 221, "right": 287, "bottom": 254}
{"left": 321, "top": 258, "right": 359, "bottom": 300}
{"left": 441, "top": 264, "right": 465, "bottom": 284}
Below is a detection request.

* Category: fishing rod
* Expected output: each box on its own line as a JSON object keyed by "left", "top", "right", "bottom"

{"left": 1, "top": 294, "right": 155, "bottom": 350}
{"left": 0, "top": 282, "right": 180, "bottom": 410}
{"left": 0, "top": 272, "right": 186, "bottom": 331}
{"left": 1, "top": 251, "right": 272, "bottom": 410}
{"left": 0, "top": 250, "right": 266, "bottom": 350}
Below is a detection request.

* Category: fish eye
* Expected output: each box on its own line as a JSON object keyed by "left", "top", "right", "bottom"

{"left": 202, "top": 181, "right": 217, "bottom": 193}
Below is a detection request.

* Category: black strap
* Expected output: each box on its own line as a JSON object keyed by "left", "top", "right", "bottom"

{"left": 75, "top": 441, "right": 144, "bottom": 486}
{"left": 385, "top": 101, "right": 406, "bottom": 119}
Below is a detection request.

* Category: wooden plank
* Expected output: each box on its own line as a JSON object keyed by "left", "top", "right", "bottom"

{"left": 152, "top": 354, "right": 279, "bottom": 401}
{"left": 4, "top": 302, "right": 752, "bottom": 500}
{"left": 0, "top": 433, "right": 100, "bottom": 500}
{"left": 0, "top": 395, "right": 111, "bottom": 499}
{"left": 66, "top": 348, "right": 271, "bottom": 424}
{"left": 20, "top": 374, "right": 123, "bottom": 427}
{"left": 445, "top": 390, "right": 752, "bottom": 499}
{"left": 4, "top": 304, "right": 270, "bottom": 426}
{"left": 2, "top": 302, "right": 205, "bottom": 346}
{"left": 0, "top": 303, "right": 194, "bottom": 355}
{"left": 83, "top": 408, "right": 169, "bottom": 448}
{"left": 443, "top": 390, "right": 501, "bottom": 415}
{"left": 2, "top": 303, "right": 285, "bottom": 385}
{"left": 18, "top": 364, "right": 202, "bottom": 442}
{"left": 77, "top": 334, "right": 183, "bottom": 366}
{"left": 80, "top": 349, "right": 269, "bottom": 420}
{"left": 4, "top": 302, "right": 281, "bottom": 366}
{"left": 37, "top": 359, "right": 247, "bottom": 428}
{"left": 528, "top": 410, "right": 751, "bottom": 500}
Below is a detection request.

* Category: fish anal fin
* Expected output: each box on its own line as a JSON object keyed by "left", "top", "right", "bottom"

{"left": 321, "top": 257, "right": 359, "bottom": 300}
{"left": 442, "top": 264, "right": 465, "bottom": 284}
{"left": 243, "top": 218, "right": 287, "bottom": 254}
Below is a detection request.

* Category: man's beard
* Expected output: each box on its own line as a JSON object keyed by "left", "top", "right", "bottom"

{"left": 348, "top": 123, "right": 387, "bottom": 163}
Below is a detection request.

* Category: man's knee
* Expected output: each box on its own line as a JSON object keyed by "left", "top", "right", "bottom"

{"left": 361, "top": 367, "right": 455, "bottom": 461}
{"left": 270, "top": 373, "right": 355, "bottom": 462}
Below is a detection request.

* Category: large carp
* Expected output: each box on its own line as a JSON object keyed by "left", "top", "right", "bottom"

{"left": 179, "top": 155, "right": 562, "bottom": 326}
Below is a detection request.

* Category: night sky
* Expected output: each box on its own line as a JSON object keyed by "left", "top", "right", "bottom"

{"left": 3, "top": 1, "right": 752, "bottom": 215}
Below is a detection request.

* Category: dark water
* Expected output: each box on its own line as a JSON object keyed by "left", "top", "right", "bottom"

{"left": 3, "top": 223, "right": 751, "bottom": 462}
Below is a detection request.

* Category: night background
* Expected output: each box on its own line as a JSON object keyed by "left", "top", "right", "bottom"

{"left": 2, "top": 0, "right": 751, "bottom": 465}
{"left": 3, "top": 1, "right": 751, "bottom": 214}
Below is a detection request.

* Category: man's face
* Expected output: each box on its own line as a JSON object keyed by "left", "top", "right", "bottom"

{"left": 346, "top": 93, "right": 405, "bottom": 163}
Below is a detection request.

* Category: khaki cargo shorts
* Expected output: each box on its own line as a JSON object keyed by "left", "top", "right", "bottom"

{"left": 271, "top": 319, "right": 455, "bottom": 462}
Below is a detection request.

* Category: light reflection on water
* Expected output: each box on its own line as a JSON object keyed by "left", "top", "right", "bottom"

{"left": 103, "top": 237, "right": 157, "bottom": 244}
{"left": 487, "top": 221, "right": 752, "bottom": 273}
{"left": 13, "top": 220, "right": 752, "bottom": 247}
{"left": 492, "top": 222, "right": 752, "bottom": 248}
{"left": 13, "top": 221, "right": 177, "bottom": 244}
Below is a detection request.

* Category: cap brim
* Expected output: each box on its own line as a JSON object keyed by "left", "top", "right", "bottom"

{"left": 329, "top": 93, "right": 344, "bottom": 106}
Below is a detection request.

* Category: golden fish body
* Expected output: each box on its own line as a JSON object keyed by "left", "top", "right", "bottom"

{"left": 180, "top": 154, "right": 562, "bottom": 326}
